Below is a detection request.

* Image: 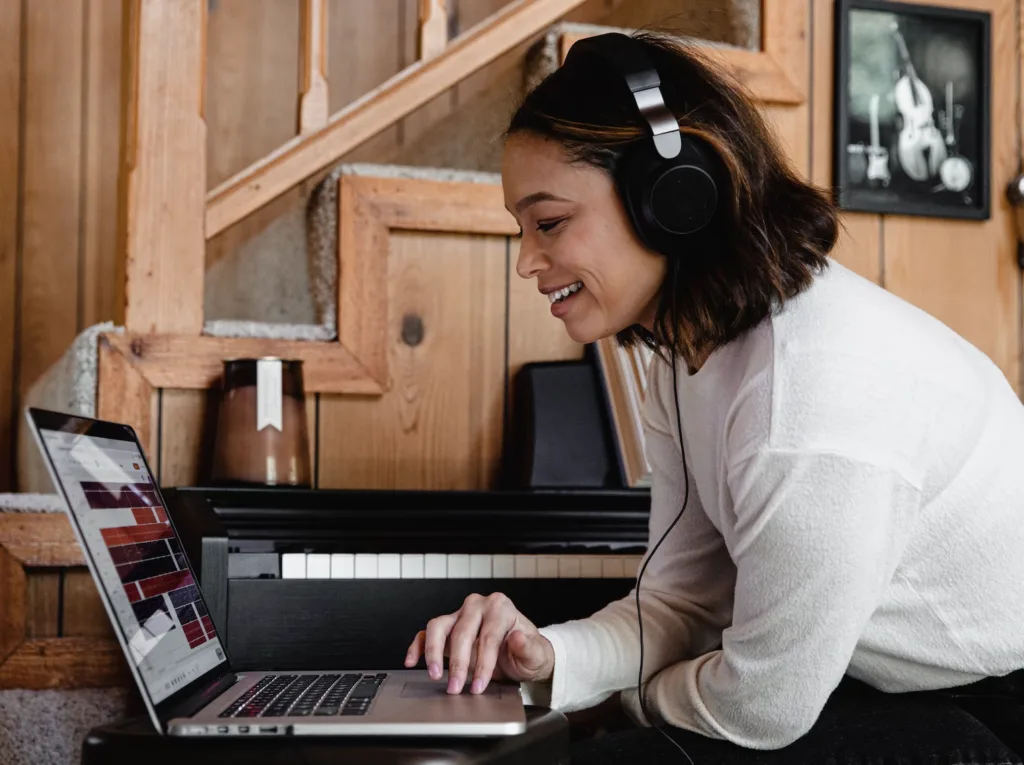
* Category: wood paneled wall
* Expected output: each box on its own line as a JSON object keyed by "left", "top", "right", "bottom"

{"left": 3, "top": 0, "right": 1022, "bottom": 494}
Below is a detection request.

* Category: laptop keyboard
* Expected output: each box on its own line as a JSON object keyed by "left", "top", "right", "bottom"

{"left": 219, "top": 672, "right": 387, "bottom": 718}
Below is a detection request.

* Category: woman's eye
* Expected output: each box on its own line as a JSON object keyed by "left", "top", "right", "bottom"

{"left": 536, "top": 217, "right": 566, "bottom": 233}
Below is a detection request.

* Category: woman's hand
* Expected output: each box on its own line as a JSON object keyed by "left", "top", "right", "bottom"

{"left": 404, "top": 592, "right": 555, "bottom": 695}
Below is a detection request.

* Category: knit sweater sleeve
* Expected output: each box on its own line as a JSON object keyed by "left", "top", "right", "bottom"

{"left": 620, "top": 445, "right": 922, "bottom": 748}
{"left": 520, "top": 359, "right": 735, "bottom": 712}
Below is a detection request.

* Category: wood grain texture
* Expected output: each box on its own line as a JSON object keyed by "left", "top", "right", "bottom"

{"left": 0, "top": 545, "right": 25, "bottom": 664}
{"left": 0, "top": 0, "right": 20, "bottom": 491}
{"left": 97, "top": 334, "right": 158, "bottom": 462}
{"left": 883, "top": 0, "right": 1018, "bottom": 389}
{"left": 102, "top": 333, "right": 383, "bottom": 394}
{"left": 24, "top": 571, "right": 60, "bottom": 639}
{"left": 119, "top": 0, "right": 206, "bottom": 334}
{"left": 19, "top": 0, "right": 83, "bottom": 396}
{"left": 0, "top": 637, "right": 128, "bottom": 690}
{"left": 758, "top": 0, "right": 810, "bottom": 178}
{"left": 81, "top": 0, "right": 124, "bottom": 329}
{"left": 0, "top": 513, "right": 84, "bottom": 568}
{"left": 205, "top": 0, "right": 591, "bottom": 237}
{"left": 318, "top": 231, "right": 507, "bottom": 489}
{"left": 61, "top": 569, "right": 114, "bottom": 638}
{"left": 158, "top": 388, "right": 212, "bottom": 488}
{"left": 809, "top": 0, "right": 881, "bottom": 283}
{"left": 300, "top": 0, "right": 329, "bottom": 134}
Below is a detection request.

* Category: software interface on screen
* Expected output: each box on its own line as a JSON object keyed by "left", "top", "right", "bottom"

{"left": 40, "top": 428, "right": 226, "bottom": 704}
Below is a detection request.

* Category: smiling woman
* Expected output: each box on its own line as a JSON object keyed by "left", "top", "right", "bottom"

{"left": 407, "top": 29, "right": 1024, "bottom": 765}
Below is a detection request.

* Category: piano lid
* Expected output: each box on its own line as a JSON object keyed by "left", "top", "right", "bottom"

{"left": 163, "top": 487, "right": 652, "bottom": 551}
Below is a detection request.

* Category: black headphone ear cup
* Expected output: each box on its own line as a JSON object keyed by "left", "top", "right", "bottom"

{"left": 614, "top": 139, "right": 719, "bottom": 254}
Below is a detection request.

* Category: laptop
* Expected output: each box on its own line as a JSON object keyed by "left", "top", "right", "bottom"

{"left": 26, "top": 407, "right": 527, "bottom": 737}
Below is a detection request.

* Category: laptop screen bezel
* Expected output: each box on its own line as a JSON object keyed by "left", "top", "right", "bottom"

{"left": 26, "top": 407, "right": 235, "bottom": 731}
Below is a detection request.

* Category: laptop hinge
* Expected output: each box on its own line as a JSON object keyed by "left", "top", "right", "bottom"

{"left": 162, "top": 672, "right": 239, "bottom": 724}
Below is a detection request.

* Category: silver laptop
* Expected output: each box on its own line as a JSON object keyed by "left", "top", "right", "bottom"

{"left": 26, "top": 407, "right": 527, "bottom": 737}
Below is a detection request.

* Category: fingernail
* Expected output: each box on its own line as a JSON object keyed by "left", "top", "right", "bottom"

{"left": 470, "top": 678, "right": 484, "bottom": 694}
{"left": 404, "top": 655, "right": 414, "bottom": 667}
{"left": 448, "top": 677, "right": 463, "bottom": 694}
{"left": 428, "top": 663, "right": 440, "bottom": 679}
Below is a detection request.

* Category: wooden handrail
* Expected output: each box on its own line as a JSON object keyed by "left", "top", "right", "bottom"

{"left": 205, "top": 0, "right": 589, "bottom": 238}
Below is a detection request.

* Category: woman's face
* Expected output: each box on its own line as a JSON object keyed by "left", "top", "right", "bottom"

{"left": 501, "top": 132, "right": 667, "bottom": 344}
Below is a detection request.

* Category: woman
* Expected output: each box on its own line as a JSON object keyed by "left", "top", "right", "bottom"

{"left": 405, "top": 30, "right": 1024, "bottom": 763}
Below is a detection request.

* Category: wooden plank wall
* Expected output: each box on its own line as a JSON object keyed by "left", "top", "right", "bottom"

{"left": 3, "top": 0, "right": 1022, "bottom": 494}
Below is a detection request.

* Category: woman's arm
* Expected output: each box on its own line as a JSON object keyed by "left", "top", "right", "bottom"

{"left": 522, "top": 363, "right": 735, "bottom": 712}
{"left": 621, "top": 446, "right": 921, "bottom": 748}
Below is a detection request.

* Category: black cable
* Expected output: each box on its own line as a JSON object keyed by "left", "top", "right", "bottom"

{"left": 635, "top": 261, "right": 695, "bottom": 762}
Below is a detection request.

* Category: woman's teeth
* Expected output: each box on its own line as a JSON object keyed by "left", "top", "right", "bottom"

{"left": 548, "top": 282, "right": 584, "bottom": 304}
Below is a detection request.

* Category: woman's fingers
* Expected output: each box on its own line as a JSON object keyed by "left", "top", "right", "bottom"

{"left": 422, "top": 613, "right": 457, "bottom": 680}
{"left": 470, "top": 594, "right": 516, "bottom": 694}
{"left": 446, "top": 596, "right": 487, "bottom": 694}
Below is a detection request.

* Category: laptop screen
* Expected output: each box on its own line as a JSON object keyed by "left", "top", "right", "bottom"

{"left": 33, "top": 415, "right": 227, "bottom": 704}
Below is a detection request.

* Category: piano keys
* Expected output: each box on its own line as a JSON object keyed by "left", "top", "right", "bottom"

{"left": 267, "top": 552, "right": 642, "bottom": 580}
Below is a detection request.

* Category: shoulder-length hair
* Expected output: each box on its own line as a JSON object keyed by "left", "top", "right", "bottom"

{"left": 506, "top": 31, "right": 839, "bottom": 365}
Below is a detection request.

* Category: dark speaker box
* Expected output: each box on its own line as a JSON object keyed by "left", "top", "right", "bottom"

{"left": 504, "top": 360, "right": 616, "bottom": 489}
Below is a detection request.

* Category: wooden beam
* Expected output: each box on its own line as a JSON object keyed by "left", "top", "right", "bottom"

{"left": 0, "top": 637, "right": 129, "bottom": 690}
{"left": 558, "top": 0, "right": 807, "bottom": 106}
{"left": 205, "top": 0, "right": 589, "bottom": 238}
{"left": 0, "top": 0, "right": 19, "bottom": 491}
{"left": 418, "top": 0, "right": 448, "bottom": 59}
{"left": 119, "top": 0, "right": 207, "bottom": 334}
{"left": 299, "top": 0, "right": 328, "bottom": 135}
{"left": 0, "top": 513, "right": 83, "bottom": 568}
{"left": 100, "top": 333, "right": 384, "bottom": 394}
{"left": 97, "top": 333, "right": 158, "bottom": 461}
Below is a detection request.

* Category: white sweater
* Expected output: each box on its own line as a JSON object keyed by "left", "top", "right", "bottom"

{"left": 522, "top": 260, "right": 1024, "bottom": 749}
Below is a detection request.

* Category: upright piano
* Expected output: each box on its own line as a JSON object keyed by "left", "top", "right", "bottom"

{"left": 164, "top": 487, "right": 651, "bottom": 671}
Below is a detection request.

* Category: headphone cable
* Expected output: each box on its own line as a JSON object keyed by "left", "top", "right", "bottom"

{"left": 635, "top": 346, "right": 695, "bottom": 763}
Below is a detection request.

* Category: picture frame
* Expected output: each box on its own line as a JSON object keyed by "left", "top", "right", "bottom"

{"left": 833, "top": 0, "right": 991, "bottom": 220}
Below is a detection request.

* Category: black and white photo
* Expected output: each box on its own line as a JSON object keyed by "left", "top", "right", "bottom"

{"left": 834, "top": 0, "right": 990, "bottom": 219}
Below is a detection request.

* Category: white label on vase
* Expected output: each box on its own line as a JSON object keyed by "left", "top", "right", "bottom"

{"left": 256, "top": 359, "right": 283, "bottom": 431}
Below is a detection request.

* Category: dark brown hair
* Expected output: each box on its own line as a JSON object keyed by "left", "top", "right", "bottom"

{"left": 506, "top": 31, "right": 839, "bottom": 367}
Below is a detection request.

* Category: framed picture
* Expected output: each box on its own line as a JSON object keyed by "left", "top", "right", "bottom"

{"left": 834, "top": 0, "right": 990, "bottom": 220}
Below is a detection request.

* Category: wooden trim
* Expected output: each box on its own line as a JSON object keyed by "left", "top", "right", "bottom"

{"left": 0, "top": 637, "right": 128, "bottom": 690}
{"left": 204, "top": 0, "right": 589, "bottom": 238}
{"left": 298, "top": 0, "right": 328, "bottom": 135}
{"left": 558, "top": 0, "right": 808, "bottom": 105}
{"left": 104, "top": 173, "right": 514, "bottom": 396}
{"left": 100, "top": 333, "right": 384, "bottom": 394}
{"left": 0, "top": 512, "right": 127, "bottom": 689}
{"left": 97, "top": 334, "right": 158, "bottom": 459}
{"left": 418, "top": 0, "right": 448, "bottom": 59}
{"left": 119, "top": 0, "right": 206, "bottom": 334}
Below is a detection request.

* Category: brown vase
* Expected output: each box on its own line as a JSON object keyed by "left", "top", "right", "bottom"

{"left": 210, "top": 358, "right": 311, "bottom": 488}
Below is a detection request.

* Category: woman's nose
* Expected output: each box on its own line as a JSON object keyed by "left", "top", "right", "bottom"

{"left": 515, "top": 239, "right": 549, "bottom": 280}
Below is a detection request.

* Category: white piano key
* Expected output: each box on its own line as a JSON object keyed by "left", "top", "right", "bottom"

{"left": 601, "top": 556, "right": 625, "bottom": 579}
{"left": 378, "top": 553, "right": 401, "bottom": 579}
{"left": 424, "top": 554, "right": 447, "bottom": 578}
{"left": 330, "top": 553, "right": 354, "bottom": 579}
{"left": 492, "top": 555, "right": 515, "bottom": 579}
{"left": 580, "top": 556, "right": 603, "bottom": 579}
{"left": 537, "top": 556, "right": 559, "bottom": 579}
{"left": 306, "top": 553, "right": 331, "bottom": 579}
{"left": 447, "top": 553, "right": 470, "bottom": 579}
{"left": 355, "top": 553, "right": 378, "bottom": 579}
{"left": 623, "top": 555, "right": 641, "bottom": 578}
{"left": 514, "top": 555, "right": 537, "bottom": 578}
{"left": 281, "top": 553, "right": 307, "bottom": 579}
{"left": 469, "top": 554, "right": 492, "bottom": 579}
{"left": 401, "top": 554, "right": 425, "bottom": 579}
{"left": 558, "top": 556, "right": 581, "bottom": 578}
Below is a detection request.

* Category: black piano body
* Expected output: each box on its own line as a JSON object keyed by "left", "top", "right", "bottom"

{"left": 164, "top": 487, "right": 651, "bottom": 672}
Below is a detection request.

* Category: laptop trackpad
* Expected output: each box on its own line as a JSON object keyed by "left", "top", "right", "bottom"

{"left": 401, "top": 681, "right": 509, "bottom": 699}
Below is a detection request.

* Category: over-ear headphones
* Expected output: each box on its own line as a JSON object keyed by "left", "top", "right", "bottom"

{"left": 564, "top": 33, "right": 720, "bottom": 254}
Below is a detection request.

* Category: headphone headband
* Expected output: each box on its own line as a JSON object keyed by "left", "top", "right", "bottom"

{"left": 565, "top": 33, "right": 682, "bottom": 159}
